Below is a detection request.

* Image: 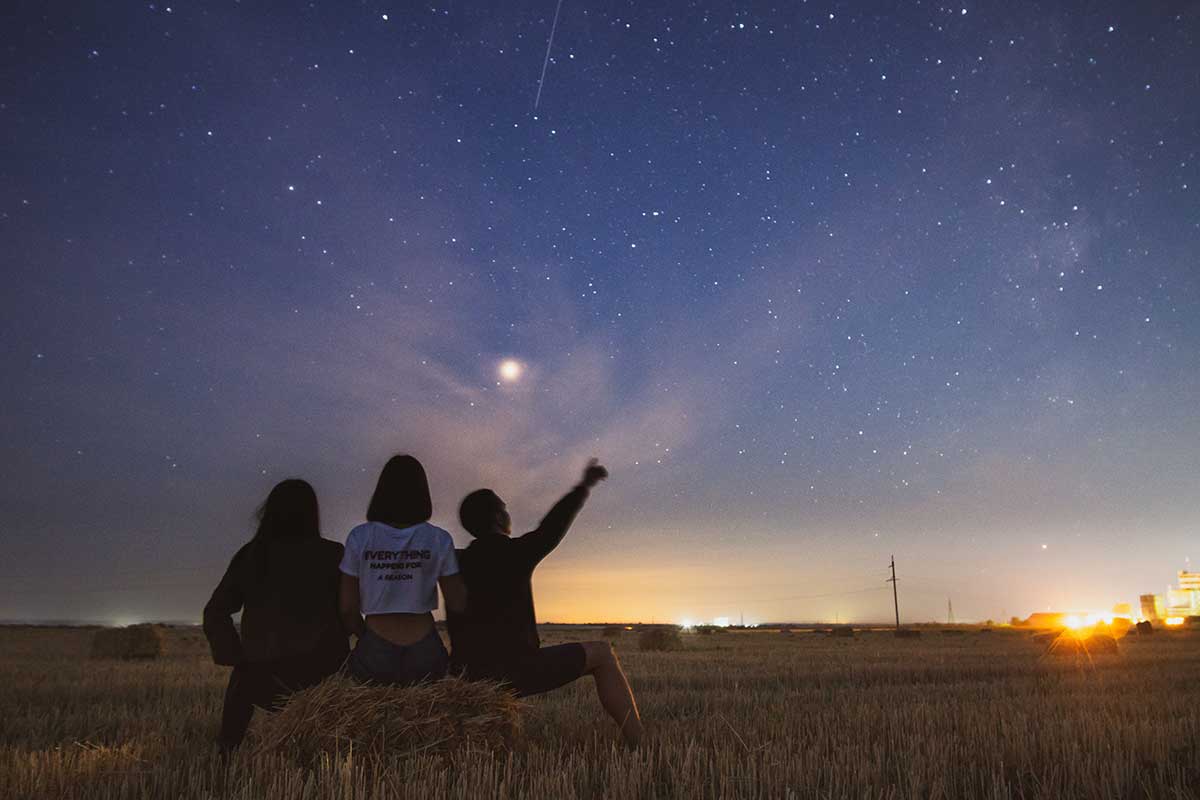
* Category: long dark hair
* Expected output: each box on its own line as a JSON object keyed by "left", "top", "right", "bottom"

{"left": 249, "top": 479, "right": 320, "bottom": 575}
{"left": 366, "top": 455, "right": 433, "bottom": 528}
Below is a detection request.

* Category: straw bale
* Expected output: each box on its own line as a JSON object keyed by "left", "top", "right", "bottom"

{"left": 894, "top": 629, "right": 922, "bottom": 638}
{"left": 89, "top": 624, "right": 165, "bottom": 660}
{"left": 638, "top": 626, "right": 683, "bottom": 651}
{"left": 830, "top": 627, "right": 855, "bottom": 638}
{"left": 1136, "top": 620, "right": 1154, "bottom": 636}
{"left": 251, "top": 674, "right": 522, "bottom": 764}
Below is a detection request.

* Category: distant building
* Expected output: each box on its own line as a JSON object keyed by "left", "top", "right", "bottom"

{"left": 1178, "top": 571, "right": 1200, "bottom": 592}
{"left": 1140, "top": 594, "right": 1164, "bottom": 621}
{"left": 1161, "top": 571, "right": 1200, "bottom": 618}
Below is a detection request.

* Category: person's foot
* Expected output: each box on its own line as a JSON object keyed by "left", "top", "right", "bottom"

{"left": 620, "top": 717, "right": 644, "bottom": 750}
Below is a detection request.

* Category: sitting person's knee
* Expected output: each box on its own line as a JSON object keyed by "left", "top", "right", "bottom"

{"left": 582, "top": 640, "right": 615, "bottom": 671}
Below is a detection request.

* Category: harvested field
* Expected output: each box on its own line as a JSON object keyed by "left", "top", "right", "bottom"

{"left": 1, "top": 625, "right": 1198, "bottom": 799}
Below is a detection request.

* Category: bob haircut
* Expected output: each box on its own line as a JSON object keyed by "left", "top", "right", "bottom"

{"left": 367, "top": 454, "right": 433, "bottom": 528}
{"left": 254, "top": 479, "right": 321, "bottom": 542}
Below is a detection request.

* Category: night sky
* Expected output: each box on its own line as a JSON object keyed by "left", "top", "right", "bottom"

{"left": 3, "top": 2, "right": 1198, "bottom": 625}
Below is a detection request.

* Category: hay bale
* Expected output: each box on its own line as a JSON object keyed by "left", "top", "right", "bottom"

{"left": 694, "top": 624, "right": 719, "bottom": 636}
{"left": 90, "top": 625, "right": 165, "bottom": 660}
{"left": 895, "top": 629, "right": 922, "bottom": 638}
{"left": 252, "top": 674, "right": 522, "bottom": 764}
{"left": 638, "top": 626, "right": 683, "bottom": 651}
{"left": 601, "top": 625, "right": 623, "bottom": 638}
{"left": 1136, "top": 620, "right": 1154, "bottom": 636}
{"left": 830, "top": 627, "right": 854, "bottom": 638}
{"left": 940, "top": 629, "right": 965, "bottom": 636}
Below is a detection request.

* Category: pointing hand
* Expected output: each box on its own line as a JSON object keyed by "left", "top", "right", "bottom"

{"left": 581, "top": 458, "right": 608, "bottom": 489}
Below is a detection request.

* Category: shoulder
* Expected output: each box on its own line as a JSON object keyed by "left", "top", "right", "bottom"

{"left": 345, "top": 523, "right": 372, "bottom": 544}
{"left": 228, "top": 540, "right": 256, "bottom": 570}
{"left": 421, "top": 523, "right": 456, "bottom": 548}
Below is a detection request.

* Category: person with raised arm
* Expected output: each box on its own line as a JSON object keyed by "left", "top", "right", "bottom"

{"left": 448, "top": 459, "right": 643, "bottom": 748}
{"left": 338, "top": 454, "right": 467, "bottom": 684}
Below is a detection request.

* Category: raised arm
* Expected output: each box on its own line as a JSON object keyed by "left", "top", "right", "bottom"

{"left": 203, "top": 548, "right": 247, "bottom": 666}
{"left": 515, "top": 459, "right": 608, "bottom": 566}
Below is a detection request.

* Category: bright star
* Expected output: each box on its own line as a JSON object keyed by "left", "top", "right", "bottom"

{"left": 498, "top": 359, "right": 523, "bottom": 383}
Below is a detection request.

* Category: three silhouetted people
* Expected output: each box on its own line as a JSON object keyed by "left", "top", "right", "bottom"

{"left": 204, "top": 455, "right": 642, "bottom": 751}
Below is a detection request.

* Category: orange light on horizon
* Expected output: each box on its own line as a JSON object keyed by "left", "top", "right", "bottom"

{"left": 1164, "top": 617, "right": 1185, "bottom": 627}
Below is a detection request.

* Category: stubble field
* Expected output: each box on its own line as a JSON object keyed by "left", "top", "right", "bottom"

{"left": 1, "top": 624, "right": 1197, "bottom": 799}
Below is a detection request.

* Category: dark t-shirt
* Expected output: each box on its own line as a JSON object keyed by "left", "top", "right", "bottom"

{"left": 448, "top": 486, "right": 588, "bottom": 669}
{"left": 203, "top": 536, "right": 348, "bottom": 665}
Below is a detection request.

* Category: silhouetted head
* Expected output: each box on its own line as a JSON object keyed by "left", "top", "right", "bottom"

{"left": 367, "top": 455, "right": 433, "bottom": 528}
{"left": 253, "top": 479, "right": 320, "bottom": 542}
{"left": 459, "top": 489, "right": 511, "bottom": 538}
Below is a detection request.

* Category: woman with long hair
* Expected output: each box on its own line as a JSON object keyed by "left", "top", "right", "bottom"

{"left": 339, "top": 454, "right": 466, "bottom": 684}
{"left": 203, "top": 479, "right": 348, "bottom": 750}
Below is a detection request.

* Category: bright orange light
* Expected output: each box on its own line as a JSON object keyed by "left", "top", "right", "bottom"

{"left": 1063, "top": 615, "right": 1084, "bottom": 629}
{"left": 1164, "top": 617, "right": 1185, "bottom": 627}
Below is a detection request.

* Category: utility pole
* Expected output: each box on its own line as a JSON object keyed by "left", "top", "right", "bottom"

{"left": 888, "top": 555, "right": 900, "bottom": 629}
{"left": 948, "top": 598, "right": 955, "bottom": 625}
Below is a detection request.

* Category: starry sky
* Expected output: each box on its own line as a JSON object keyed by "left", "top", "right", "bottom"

{"left": 3, "top": 1, "right": 1198, "bottom": 625}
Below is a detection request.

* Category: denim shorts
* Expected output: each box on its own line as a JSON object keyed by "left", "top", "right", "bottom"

{"left": 349, "top": 626, "right": 448, "bottom": 685}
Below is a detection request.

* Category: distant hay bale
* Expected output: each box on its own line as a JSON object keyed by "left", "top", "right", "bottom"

{"left": 601, "top": 625, "right": 623, "bottom": 638}
{"left": 1136, "top": 620, "right": 1154, "bottom": 636}
{"left": 694, "top": 624, "right": 719, "bottom": 636}
{"left": 90, "top": 624, "right": 165, "bottom": 660}
{"left": 895, "top": 629, "right": 921, "bottom": 638}
{"left": 979, "top": 628, "right": 994, "bottom": 634}
{"left": 638, "top": 626, "right": 683, "bottom": 651}
{"left": 252, "top": 674, "right": 522, "bottom": 764}
{"left": 1044, "top": 632, "right": 1120, "bottom": 657}
{"left": 941, "top": 629, "right": 965, "bottom": 636}
{"left": 830, "top": 627, "right": 854, "bottom": 638}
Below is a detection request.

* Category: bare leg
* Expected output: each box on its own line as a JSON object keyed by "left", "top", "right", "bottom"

{"left": 580, "top": 641, "right": 643, "bottom": 748}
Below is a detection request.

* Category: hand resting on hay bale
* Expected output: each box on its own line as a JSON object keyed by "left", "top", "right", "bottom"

{"left": 250, "top": 673, "right": 523, "bottom": 763}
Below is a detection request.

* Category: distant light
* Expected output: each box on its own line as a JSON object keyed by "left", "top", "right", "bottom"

{"left": 680, "top": 618, "right": 694, "bottom": 630}
{"left": 498, "top": 359, "right": 523, "bottom": 383}
{"left": 1063, "top": 615, "right": 1083, "bottom": 630}
{"left": 1164, "top": 617, "right": 1185, "bottom": 627}
{"left": 713, "top": 616, "right": 730, "bottom": 627}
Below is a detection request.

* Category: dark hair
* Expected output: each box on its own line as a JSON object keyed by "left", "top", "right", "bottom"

{"left": 254, "top": 479, "right": 321, "bottom": 541}
{"left": 249, "top": 479, "right": 320, "bottom": 576}
{"left": 459, "top": 488, "right": 500, "bottom": 538}
{"left": 367, "top": 455, "right": 433, "bottom": 528}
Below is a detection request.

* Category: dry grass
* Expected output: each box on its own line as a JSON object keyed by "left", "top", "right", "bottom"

{"left": 89, "top": 625, "right": 165, "bottom": 660}
{"left": 1, "top": 625, "right": 1198, "bottom": 799}
{"left": 251, "top": 673, "right": 522, "bottom": 764}
{"left": 1043, "top": 630, "right": 1121, "bottom": 657}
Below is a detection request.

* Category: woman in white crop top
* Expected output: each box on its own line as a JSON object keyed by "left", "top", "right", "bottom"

{"left": 338, "top": 455, "right": 466, "bottom": 684}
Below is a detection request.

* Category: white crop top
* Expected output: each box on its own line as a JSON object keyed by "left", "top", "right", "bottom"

{"left": 339, "top": 522, "right": 459, "bottom": 614}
